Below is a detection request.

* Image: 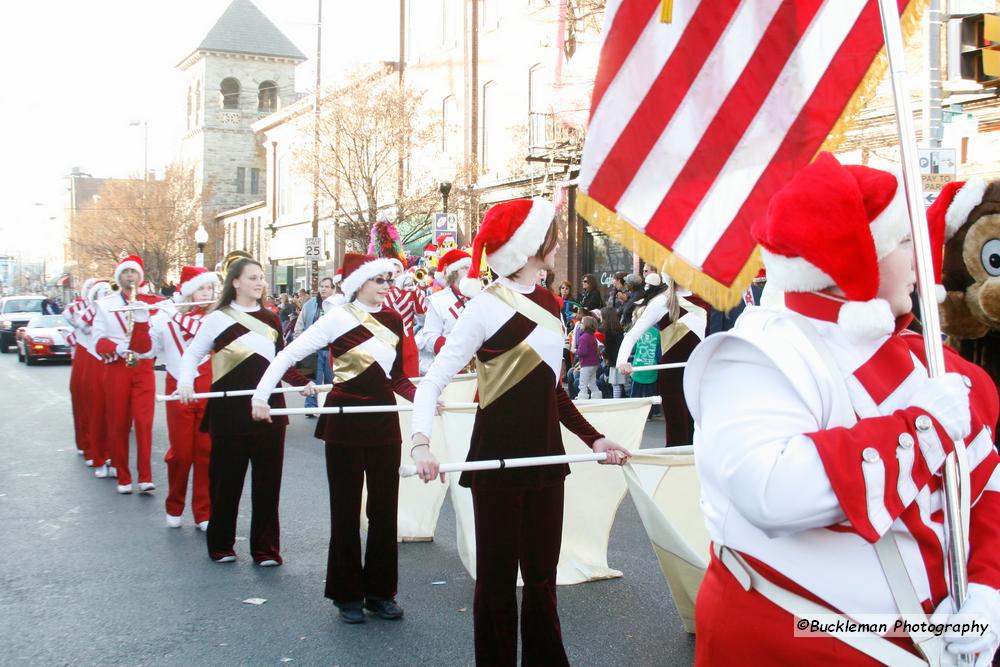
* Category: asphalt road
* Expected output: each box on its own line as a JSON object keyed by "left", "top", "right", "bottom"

{"left": 0, "top": 351, "right": 696, "bottom": 666}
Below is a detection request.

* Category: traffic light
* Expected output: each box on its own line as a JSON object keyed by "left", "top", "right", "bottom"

{"left": 959, "top": 13, "right": 1000, "bottom": 85}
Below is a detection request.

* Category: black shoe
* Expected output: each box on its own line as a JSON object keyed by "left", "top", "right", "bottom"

{"left": 305, "top": 414, "right": 317, "bottom": 419}
{"left": 336, "top": 601, "right": 365, "bottom": 624}
{"left": 364, "top": 597, "right": 404, "bottom": 620}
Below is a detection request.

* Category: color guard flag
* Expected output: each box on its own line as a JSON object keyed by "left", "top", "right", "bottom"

{"left": 577, "top": 0, "right": 921, "bottom": 308}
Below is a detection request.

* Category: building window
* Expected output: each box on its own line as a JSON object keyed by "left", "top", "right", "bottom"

{"left": 186, "top": 86, "right": 192, "bottom": 130}
{"left": 441, "top": 0, "right": 455, "bottom": 47}
{"left": 250, "top": 168, "right": 260, "bottom": 195}
{"left": 195, "top": 81, "right": 202, "bottom": 125}
{"left": 243, "top": 219, "right": 248, "bottom": 251}
{"left": 258, "top": 81, "right": 278, "bottom": 112}
{"left": 529, "top": 64, "right": 547, "bottom": 151}
{"left": 478, "top": 0, "right": 499, "bottom": 30}
{"left": 442, "top": 95, "right": 458, "bottom": 155}
{"left": 236, "top": 167, "right": 246, "bottom": 194}
{"left": 221, "top": 77, "right": 240, "bottom": 110}
{"left": 482, "top": 81, "right": 497, "bottom": 173}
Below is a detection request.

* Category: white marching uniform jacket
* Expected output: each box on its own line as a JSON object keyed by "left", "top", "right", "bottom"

{"left": 150, "top": 307, "right": 209, "bottom": 380}
{"left": 91, "top": 293, "right": 158, "bottom": 361}
{"left": 683, "top": 300, "right": 1000, "bottom": 619}
{"left": 415, "top": 287, "right": 468, "bottom": 356}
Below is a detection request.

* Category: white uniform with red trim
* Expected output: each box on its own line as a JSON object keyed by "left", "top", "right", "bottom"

{"left": 684, "top": 297, "right": 1000, "bottom": 620}
{"left": 415, "top": 287, "right": 468, "bottom": 373}
{"left": 150, "top": 307, "right": 208, "bottom": 379}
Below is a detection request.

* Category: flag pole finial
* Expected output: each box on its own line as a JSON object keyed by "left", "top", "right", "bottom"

{"left": 660, "top": 0, "right": 673, "bottom": 23}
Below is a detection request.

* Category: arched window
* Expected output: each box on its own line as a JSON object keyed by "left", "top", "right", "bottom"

{"left": 258, "top": 81, "right": 278, "bottom": 112}
{"left": 220, "top": 77, "right": 240, "bottom": 110}
{"left": 194, "top": 81, "right": 202, "bottom": 125}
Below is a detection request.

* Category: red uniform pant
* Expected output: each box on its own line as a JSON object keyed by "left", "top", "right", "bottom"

{"left": 324, "top": 441, "right": 400, "bottom": 604}
{"left": 207, "top": 426, "right": 285, "bottom": 563}
{"left": 69, "top": 348, "right": 91, "bottom": 457}
{"left": 695, "top": 552, "right": 920, "bottom": 665}
{"left": 83, "top": 354, "right": 110, "bottom": 467}
{"left": 164, "top": 374, "right": 211, "bottom": 522}
{"left": 471, "top": 483, "right": 568, "bottom": 667}
{"left": 104, "top": 358, "right": 155, "bottom": 486}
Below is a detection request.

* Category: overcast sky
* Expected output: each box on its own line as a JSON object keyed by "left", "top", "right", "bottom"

{"left": 2, "top": 0, "right": 397, "bottom": 261}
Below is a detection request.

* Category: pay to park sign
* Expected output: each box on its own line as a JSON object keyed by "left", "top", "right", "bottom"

{"left": 919, "top": 147, "right": 957, "bottom": 206}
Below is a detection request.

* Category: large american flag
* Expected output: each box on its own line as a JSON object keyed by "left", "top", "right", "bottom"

{"left": 578, "top": 0, "right": 918, "bottom": 309}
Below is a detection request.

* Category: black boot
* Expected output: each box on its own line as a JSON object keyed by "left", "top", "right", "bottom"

{"left": 364, "top": 597, "right": 404, "bottom": 620}
{"left": 335, "top": 600, "right": 365, "bottom": 624}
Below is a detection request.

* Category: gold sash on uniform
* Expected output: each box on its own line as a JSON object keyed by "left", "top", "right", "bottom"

{"left": 659, "top": 296, "right": 706, "bottom": 354}
{"left": 212, "top": 307, "right": 278, "bottom": 382}
{"left": 474, "top": 283, "right": 564, "bottom": 409}
{"left": 331, "top": 304, "right": 400, "bottom": 384}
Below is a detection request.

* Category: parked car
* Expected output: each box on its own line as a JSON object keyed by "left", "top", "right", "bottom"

{"left": 16, "top": 314, "right": 73, "bottom": 365}
{"left": 0, "top": 296, "right": 46, "bottom": 353}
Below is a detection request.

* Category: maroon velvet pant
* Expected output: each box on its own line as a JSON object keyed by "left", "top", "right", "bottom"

{"left": 656, "top": 334, "right": 699, "bottom": 447}
{"left": 324, "top": 442, "right": 400, "bottom": 604}
{"left": 472, "top": 483, "right": 568, "bottom": 667}
{"left": 207, "top": 426, "right": 285, "bottom": 563}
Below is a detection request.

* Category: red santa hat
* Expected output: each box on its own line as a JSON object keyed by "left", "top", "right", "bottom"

{"left": 436, "top": 249, "right": 472, "bottom": 278}
{"left": 178, "top": 265, "right": 220, "bottom": 298}
{"left": 752, "top": 152, "right": 911, "bottom": 339}
{"left": 925, "top": 178, "right": 988, "bottom": 303}
{"left": 460, "top": 197, "right": 555, "bottom": 297}
{"left": 423, "top": 243, "right": 437, "bottom": 255}
{"left": 114, "top": 254, "right": 144, "bottom": 285}
{"left": 339, "top": 253, "right": 397, "bottom": 301}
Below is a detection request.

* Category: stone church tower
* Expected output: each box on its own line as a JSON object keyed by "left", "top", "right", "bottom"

{"left": 177, "top": 0, "right": 305, "bottom": 230}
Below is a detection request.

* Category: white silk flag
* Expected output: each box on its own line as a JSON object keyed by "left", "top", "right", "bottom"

{"left": 441, "top": 398, "right": 654, "bottom": 585}
{"left": 623, "top": 446, "right": 709, "bottom": 633}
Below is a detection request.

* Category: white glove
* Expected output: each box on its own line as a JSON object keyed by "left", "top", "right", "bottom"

{"left": 929, "top": 584, "right": 1000, "bottom": 667}
{"left": 908, "top": 373, "right": 971, "bottom": 441}
{"left": 115, "top": 341, "right": 130, "bottom": 356}
{"left": 132, "top": 306, "right": 150, "bottom": 323}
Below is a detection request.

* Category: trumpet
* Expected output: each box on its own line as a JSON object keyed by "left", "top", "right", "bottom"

{"left": 414, "top": 267, "right": 427, "bottom": 281}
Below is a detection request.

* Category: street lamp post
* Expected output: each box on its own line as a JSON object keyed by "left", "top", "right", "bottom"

{"left": 194, "top": 224, "right": 208, "bottom": 268}
{"left": 438, "top": 180, "right": 452, "bottom": 217}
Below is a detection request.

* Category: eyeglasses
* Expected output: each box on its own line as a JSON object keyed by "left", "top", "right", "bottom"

{"left": 370, "top": 277, "right": 390, "bottom": 285}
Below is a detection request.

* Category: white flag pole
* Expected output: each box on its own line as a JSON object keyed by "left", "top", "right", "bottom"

{"left": 631, "top": 362, "right": 686, "bottom": 372}
{"left": 157, "top": 384, "right": 335, "bottom": 402}
{"left": 267, "top": 396, "right": 661, "bottom": 417}
{"left": 106, "top": 300, "right": 215, "bottom": 312}
{"left": 877, "top": 0, "right": 969, "bottom": 612}
{"left": 399, "top": 446, "right": 676, "bottom": 478}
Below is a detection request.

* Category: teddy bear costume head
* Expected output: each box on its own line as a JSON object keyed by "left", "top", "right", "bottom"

{"left": 934, "top": 179, "right": 1000, "bottom": 339}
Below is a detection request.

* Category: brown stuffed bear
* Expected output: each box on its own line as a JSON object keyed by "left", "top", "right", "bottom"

{"left": 932, "top": 178, "right": 1000, "bottom": 420}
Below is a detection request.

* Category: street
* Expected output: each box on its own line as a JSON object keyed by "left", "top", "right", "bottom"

{"left": 0, "top": 353, "right": 695, "bottom": 666}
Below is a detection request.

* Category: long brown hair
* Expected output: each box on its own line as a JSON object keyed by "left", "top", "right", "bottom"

{"left": 505, "top": 219, "right": 560, "bottom": 280}
{"left": 210, "top": 257, "right": 263, "bottom": 313}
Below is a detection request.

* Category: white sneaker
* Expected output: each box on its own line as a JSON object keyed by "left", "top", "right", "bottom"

{"left": 117, "top": 484, "right": 132, "bottom": 494}
{"left": 197, "top": 521, "right": 209, "bottom": 532}
{"left": 108, "top": 467, "right": 118, "bottom": 479}
{"left": 213, "top": 555, "right": 236, "bottom": 563}
{"left": 76, "top": 449, "right": 85, "bottom": 456}
{"left": 138, "top": 482, "right": 156, "bottom": 493}
{"left": 94, "top": 464, "right": 109, "bottom": 479}
{"left": 257, "top": 559, "right": 280, "bottom": 567}
{"left": 166, "top": 513, "right": 182, "bottom": 528}
{"left": 84, "top": 459, "right": 94, "bottom": 467}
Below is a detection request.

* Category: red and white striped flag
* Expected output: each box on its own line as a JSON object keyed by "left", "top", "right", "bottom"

{"left": 578, "top": 0, "right": 919, "bottom": 308}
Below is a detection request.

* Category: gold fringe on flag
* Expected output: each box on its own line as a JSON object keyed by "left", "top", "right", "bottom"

{"left": 579, "top": 0, "right": 928, "bottom": 312}
{"left": 576, "top": 192, "right": 761, "bottom": 311}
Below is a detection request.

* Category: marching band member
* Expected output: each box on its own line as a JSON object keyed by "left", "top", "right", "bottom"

{"left": 80, "top": 280, "right": 115, "bottom": 475}
{"left": 384, "top": 261, "right": 426, "bottom": 378}
{"left": 64, "top": 278, "right": 97, "bottom": 460}
{"left": 616, "top": 274, "right": 708, "bottom": 446}
{"left": 685, "top": 154, "right": 1000, "bottom": 665}
{"left": 414, "top": 249, "right": 472, "bottom": 374}
{"left": 150, "top": 266, "right": 218, "bottom": 530}
{"left": 409, "top": 198, "right": 631, "bottom": 665}
{"left": 177, "top": 256, "right": 311, "bottom": 566}
{"left": 252, "top": 253, "right": 418, "bottom": 624}
{"left": 92, "top": 256, "right": 161, "bottom": 494}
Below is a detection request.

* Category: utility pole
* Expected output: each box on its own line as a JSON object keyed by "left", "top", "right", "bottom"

{"left": 397, "top": 0, "right": 406, "bottom": 214}
{"left": 468, "top": 0, "right": 480, "bottom": 241}
{"left": 927, "top": 0, "right": 943, "bottom": 148}
{"left": 311, "top": 0, "right": 323, "bottom": 292}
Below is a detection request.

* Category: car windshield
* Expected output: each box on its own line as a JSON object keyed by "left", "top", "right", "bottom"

{"left": 3, "top": 299, "right": 43, "bottom": 314}
{"left": 27, "top": 315, "right": 66, "bottom": 328}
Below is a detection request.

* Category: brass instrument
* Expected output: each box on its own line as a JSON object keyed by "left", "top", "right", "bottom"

{"left": 124, "top": 285, "right": 138, "bottom": 367}
{"left": 414, "top": 267, "right": 427, "bottom": 281}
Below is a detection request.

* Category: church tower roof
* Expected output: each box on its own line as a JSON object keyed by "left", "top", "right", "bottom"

{"left": 178, "top": 0, "right": 306, "bottom": 67}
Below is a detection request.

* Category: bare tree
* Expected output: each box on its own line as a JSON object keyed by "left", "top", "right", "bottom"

{"left": 297, "top": 67, "right": 442, "bottom": 252}
{"left": 69, "top": 164, "right": 211, "bottom": 288}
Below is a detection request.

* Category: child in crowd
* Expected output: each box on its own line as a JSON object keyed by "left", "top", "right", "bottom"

{"left": 575, "top": 316, "right": 602, "bottom": 400}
